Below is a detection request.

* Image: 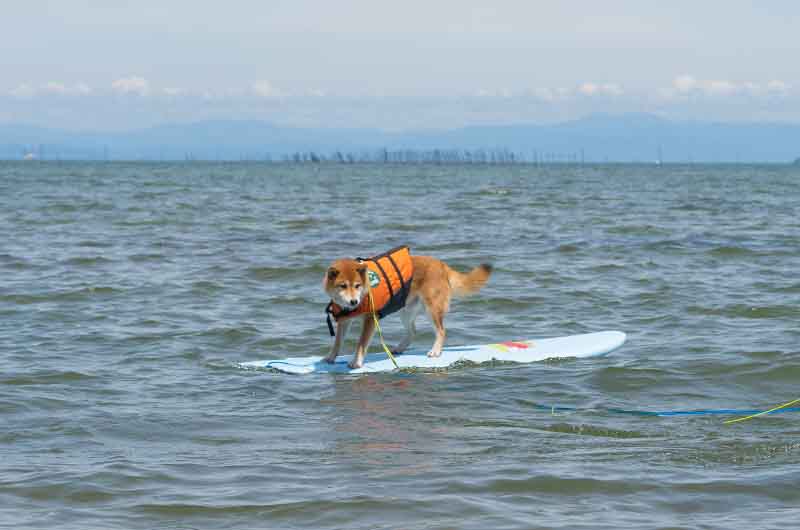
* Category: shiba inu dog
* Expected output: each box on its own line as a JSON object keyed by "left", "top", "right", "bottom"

{"left": 323, "top": 247, "right": 492, "bottom": 369}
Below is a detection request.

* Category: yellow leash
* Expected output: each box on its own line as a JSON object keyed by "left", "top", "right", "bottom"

{"left": 367, "top": 287, "right": 400, "bottom": 369}
{"left": 724, "top": 397, "right": 800, "bottom": 425}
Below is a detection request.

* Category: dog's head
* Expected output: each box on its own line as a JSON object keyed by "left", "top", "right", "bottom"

{"left": 323, "top": 259, "right": 368, "bottom": 310}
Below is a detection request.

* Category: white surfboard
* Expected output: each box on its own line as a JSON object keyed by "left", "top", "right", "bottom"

{"left": 240, "top": 330, "right": 626, "bottom": 375}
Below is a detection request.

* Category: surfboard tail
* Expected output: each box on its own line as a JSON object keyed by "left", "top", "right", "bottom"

{"left": 448, "top": 263, "right": 492, "bottom": 297}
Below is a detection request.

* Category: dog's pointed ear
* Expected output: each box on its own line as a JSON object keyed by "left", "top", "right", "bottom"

{"left": 327, "top": 267, "right": 339, "bottom": 281}
{"left": 356, "top": 265, "right": 367, "bottom": 279}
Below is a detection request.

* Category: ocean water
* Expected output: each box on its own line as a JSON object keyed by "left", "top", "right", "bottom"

{"left": 1, "top": 161, "right": 799, "bottom": 530}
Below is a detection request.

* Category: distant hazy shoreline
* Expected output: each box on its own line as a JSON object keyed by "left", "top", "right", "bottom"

{"left": 2, "top": 159, "right": 797, "bottom": 166}
{"left": 3, "top": 113, "right": 800, "bottom": 163}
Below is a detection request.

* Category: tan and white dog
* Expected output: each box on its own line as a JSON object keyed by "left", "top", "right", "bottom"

{"left": 323, "top": 253, "right": 492, "bottom": 369}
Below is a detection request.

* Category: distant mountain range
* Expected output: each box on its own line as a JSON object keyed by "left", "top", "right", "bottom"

{"left": 2, "top": 113, "right": 800, "bottom": 162}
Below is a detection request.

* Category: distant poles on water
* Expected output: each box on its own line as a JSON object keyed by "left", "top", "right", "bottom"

{"left": 5, "top": 143, "right": 771, "bottom": 165}
{"left": 270, "top": 147, "right": 597, "bottom": 165}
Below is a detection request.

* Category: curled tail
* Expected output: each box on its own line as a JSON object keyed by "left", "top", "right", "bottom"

{"left": 447, "top": 263, "right": 493, "bottom": 298}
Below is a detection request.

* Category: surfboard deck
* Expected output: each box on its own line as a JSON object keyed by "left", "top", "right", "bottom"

{"left": 239, "top": 330, "right": 626, "bottom": 375}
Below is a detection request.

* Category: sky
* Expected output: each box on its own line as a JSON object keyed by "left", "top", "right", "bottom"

{"left": 2, "top": 0, "right": 799, "bottom": 130}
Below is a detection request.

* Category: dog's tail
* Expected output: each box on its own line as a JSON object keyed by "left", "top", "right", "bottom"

{"left": 447, "top": 263, "right": 493, "bottom": 298}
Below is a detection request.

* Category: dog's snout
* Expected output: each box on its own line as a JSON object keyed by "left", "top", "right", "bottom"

{"left": 350, "top": 299, "right": 358, "bottom": 306}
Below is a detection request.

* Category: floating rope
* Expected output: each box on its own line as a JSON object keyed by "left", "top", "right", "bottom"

{"left": 531, "top": 402, "right": 800, "bottom": 420}
{"left": 367, "top": 287, "right": 399, "bottom": 369}
{"left": 723, "top": 397, "right": 800, "bottom": 424}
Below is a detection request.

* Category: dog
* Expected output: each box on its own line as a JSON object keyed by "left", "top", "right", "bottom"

{"left": 323, "top": 248, "right": 492, "bottom": 369}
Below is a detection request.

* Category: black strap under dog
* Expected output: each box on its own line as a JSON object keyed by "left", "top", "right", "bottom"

{"left": 325, "top": 302, "right": 336, "bottom": 336}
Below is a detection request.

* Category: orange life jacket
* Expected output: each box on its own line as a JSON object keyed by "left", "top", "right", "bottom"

{"left": 325, "top": 246, "right": 414, "bottom": 336}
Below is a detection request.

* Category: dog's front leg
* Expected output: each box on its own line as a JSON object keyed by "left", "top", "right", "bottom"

{"left": 324, "top": 318, "right": 352, "bottom": 363}
{"left": 349, "top": 316, "right": 375, "bottom": 369}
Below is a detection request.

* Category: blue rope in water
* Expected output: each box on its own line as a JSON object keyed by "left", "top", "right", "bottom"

{"left": 532, "top": 403, "right": 800, "bottom": 417}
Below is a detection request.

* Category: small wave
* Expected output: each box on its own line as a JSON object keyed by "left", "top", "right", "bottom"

{"left": 114, "top": 218, "right": 179, "bottom": 227}
{"left": 642, "top": 239, "right": 687, "bottom": 251}
{"left": 687, "top": 304, "right": 800, "bottom": 319}
{"left": 62, "top": 256, "right": 115, "bottom": 267}
{"left": 379, "top": 222, "right": 435, "bottom": 232}
{"left": 590, "top": 366, "right": 670, "bottom": 391}
{"left": 673, "top": 440, "right": 800, "bottom": 466}
{"left": 47, "top": 201, "right": 114, "bottom": 213}
{"left": 463, "top": 186, "right": 512, "bottom": 196}
{"left": 414, "top": 241, "right": 483, "bottom": 252}
{"left": 191, "top": 280, "right": 224, "bottom": 293}
{"left": 481, "top": 296, "right": 546, "bottom": 309}
{"left": 266, "top": 294, "right": 316, "bottom": 305}
{"left": 7, "top": 483, "right": 116, "bottom": 504}
{"left": 190, "top": 435, "right": 248, "bottom": 446}
{"left": 557, "top": 243, "right": 581, "bottom": 253}
{"left": 134, "top": 497, "right": 402, "bottom": 518}
{"left": 132, "top": 191, "right": 171, "bottom": 200}
{"left": 728, "top": 362, "right": 800, "bottom": 383}
{"left": 672, "top": 202, "right": 712, "bottom": 212}
{"left": 772, "top": 282, "right": 800, "bottom": 294}
{"left": 1, "top": 370, "right": 96, "bottom": 386}
{"left": 608, "top": 224, "right": 668, "bottom": 236}
{"left": 540, "top": 422, "right": 648, "bottom": 439}
{"left": 77, "top": 240, "right": 115, "bottom": 249}
{"left": 0, "top": 254, "right": 33, "bottom": 270}
{"left": 586, "top": 263, "right": 626, "bottom": 273}
{"left": 128, "top": 253, "right": 168, "bottom": 263}
{"left": 449, "top": 475, "right": 648, "bottom": 495}
{"left": 197, "top": 325, "right": 261, "bottom": 342}
{"left": 276, "top": 217, "right": 333, "bottom": 230}
{"left": 708, "top": 245, "right": 757, "bottom": 257}
{"left": 1, "top": 286, "right": 120, "bottom": 305}
{"left": 741, "top": 350, "right": 786, "bottom": 361}
{"left": 246, "top": 264, "right": 324, "bottom": 281}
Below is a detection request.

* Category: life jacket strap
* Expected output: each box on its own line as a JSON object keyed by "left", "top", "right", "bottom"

{"left": 325, "top": 302, "right": 336, "bottom": 336}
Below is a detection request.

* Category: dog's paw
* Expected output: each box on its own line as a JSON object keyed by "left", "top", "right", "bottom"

{"left": 426, "top": 349, "right": 443, "bottom": 358}
{"left": 347, "top": 359, "right": 363, "bottom": 369}
{"left": 323, "top": 354, "right": 337, "bottom": 364}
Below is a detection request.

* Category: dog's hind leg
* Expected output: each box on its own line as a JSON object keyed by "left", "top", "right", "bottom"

{"left": 427, "top": 307, "right": 447, "bottom": 358}
{"left": 422, "top": 295, "right": 449, "bottom": 358}
{"left": 393, "top": 297, "right": 422, "bottom": 354}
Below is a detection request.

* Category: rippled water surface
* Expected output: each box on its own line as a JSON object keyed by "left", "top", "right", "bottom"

{"left": 2, "top": 162, "right": 800, "bottom": 529}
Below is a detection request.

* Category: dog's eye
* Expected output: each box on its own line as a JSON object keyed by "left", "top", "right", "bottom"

{"left": 354, "top": 284, "right": 362, "bottom": 289}
{"left": 337, "top": 284, "right": 347, "bottom": 289}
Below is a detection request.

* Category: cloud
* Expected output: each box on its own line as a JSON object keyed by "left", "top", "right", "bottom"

{"left": 43, "top": 82, "right": 67, "bottom": 94}
{"left": 667, "top": 74, "right": 791, "bottom": 98}
{"left": 252, "top": 80, "right": 281, "bottom": 97}
{"left": 704, "top": 80, "right": 737, "bottom": 96}
{"left": 474, "top": 88, "right": 512, "bottom": 98}
{"left": 766, "top": 80, "right": 790, "bottom": 93}
{"left": 578, "top": 82, "right": 623, "bottom": 96}
{"left": 473, "top": 83, "right": 623, "bottom": 100}
{"left": 73, "top": 82, "right": 92, "bottom": 95}
{"left": 673, "top": 74, "right": 697, "bottom": 93}
{"left": 111, "top": 76, "right": 149, "bottom": 96}
{"left": 527, "top": 87, "right": 572, "bottom": 102}
{"left": 472, "top": 83, "right": 624, "bottom": 100}
{"left": 41, "top": 81, "right": 92, "bottom": 95}
{"left": 7, "top": 81, "right": 92, "bottom": 98}
{"left": 9, "top": 84, "right": 36, "bottom": 98}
